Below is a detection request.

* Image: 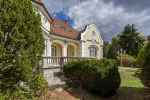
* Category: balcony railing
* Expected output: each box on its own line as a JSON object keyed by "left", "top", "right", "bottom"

{"left": 42, "top": 56, "right": 94, "bottom": 68}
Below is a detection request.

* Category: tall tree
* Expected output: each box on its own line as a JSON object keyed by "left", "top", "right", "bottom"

{"left": 137, "top": 36, "right": 150, "bottom": 87}
{"left": 107, "top": 37, "right": 120, "bottom": 59}
{"left": 0, "top": 0, "right": 44, "bottom": 91}
{"left": 118, "top": 24, "right": 145, "bottom": 56}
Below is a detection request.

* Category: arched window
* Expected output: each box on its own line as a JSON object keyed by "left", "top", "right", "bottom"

{"left": 89, "top": 46, "right": 97, "bottom": 57}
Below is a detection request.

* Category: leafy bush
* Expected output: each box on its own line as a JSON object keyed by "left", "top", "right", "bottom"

{"left": 0, "top": 74, "right": 48, "bottom": 100}
{"left": 0, "top": 0, "right": 48, "bottom": 99}
{"left": 117, "top": 54, "right": 137, "bottom": 67}
{"left": 63, "top": 59, "right": 121, "bottom": 97}
{"left": 137, "top": 40, "right": 150, "bottom": 87}
{"left": 0, "top": 88, "right": 33, "bottom": 100}
{"left": 137, "top": 47, "right": 145, "bottom": 67}
{"left": 0, "top": 0, "right": 44, "bottom": 92}
{"left": 29, "top": 74, "right": 48, "bottom": 97}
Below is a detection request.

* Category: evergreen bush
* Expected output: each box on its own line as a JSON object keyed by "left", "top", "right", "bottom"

{"left": 137, "top": 39, "right": 150, "bottom": 87}
{"left": 0, "top": 0, "right": 47, "bottom": 99}
{"left": 63, "top": 59, "right": 121, "bottom": 97}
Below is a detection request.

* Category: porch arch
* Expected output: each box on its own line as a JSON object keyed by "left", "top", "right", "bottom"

{"left": 67, "top": 43, "right": 77, "bottom": 57}
{"left": 51, "top": 42, "right": 63, "bottom": 57}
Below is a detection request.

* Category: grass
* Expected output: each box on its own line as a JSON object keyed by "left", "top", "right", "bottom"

{"left": 119, "top": 67, "right": 144, "bottom": 88}
{"left": 47, "top": 67, "right": 149, "bottom": 100}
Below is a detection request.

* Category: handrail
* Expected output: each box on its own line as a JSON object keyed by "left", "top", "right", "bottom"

{"left": 42, "top": 56, "right": 95, "bottom": 67}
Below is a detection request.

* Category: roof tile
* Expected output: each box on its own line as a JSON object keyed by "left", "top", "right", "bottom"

{"left": 51, "top": 19, "right": 80, "bottom": 40}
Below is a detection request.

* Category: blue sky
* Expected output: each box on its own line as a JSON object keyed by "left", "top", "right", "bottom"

{"left": 44, "top": 0, "right": 150, "bottom": 41}
{"left": 54, "top": 10, "right": 75, "bottom": 27}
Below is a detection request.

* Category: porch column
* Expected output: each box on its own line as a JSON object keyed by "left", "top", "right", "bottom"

{"left": 63, "top": 42, "right": 67, "bottom": 57}
{"left": 81, "top": 41, "right": 85, "bottom": 57}
{"left": 47, "top": 39, "right": 51, "bottom": 57}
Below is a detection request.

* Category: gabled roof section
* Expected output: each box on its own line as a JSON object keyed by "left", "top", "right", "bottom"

{"left": 80, "top": 24, "right": 103, "bottom": 44}
{"left": 32, "top": 0, "right": 52, "bottom": 22}
{"left": 50, "top": 19, "right": 80, "bottom": 40}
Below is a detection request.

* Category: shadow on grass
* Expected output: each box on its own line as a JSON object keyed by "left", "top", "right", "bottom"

{"left": 63, "top": 86, "right": 150, "bottom": 100}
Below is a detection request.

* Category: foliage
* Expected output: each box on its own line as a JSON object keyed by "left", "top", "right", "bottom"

{"left": 63, "top": 59, "right": 121, "bottom": 97}
{"left": 29, "top": 74, "right": 48, "bottom": 97}
{"left": 137, "top": 47, "right": 145, "bottom": 66}
{"left": 103, "top": 41, "right": 109, "bottom": 57}
{"left": 0, "top": 0, "right": 44, "bottom": 92}
{"left": 0, "top": 0, "right": 48, "bottom": 99}
{"left": 0, "top": 87, "right": 34, "bottom": 100}
{"left": 137, "top": 37, "right": 150, "bottom": 87}
{"left": 118, "top": 24, "right": 145, "bottom": 56}
{"left": 117, "top": 54, "right": 136, "bottom": 67}
{"left": 107, "top": 37, "right": 120, "bottom": 59}
{"left": 106, "top": 24, "right": 145, "bottom": 60}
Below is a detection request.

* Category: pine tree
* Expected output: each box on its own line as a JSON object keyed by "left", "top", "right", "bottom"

{"left": 0, "top": 0, "right": 44, "bottom": 91}
{"left": 118, "top": 24, "right": 145, "bottom": 56}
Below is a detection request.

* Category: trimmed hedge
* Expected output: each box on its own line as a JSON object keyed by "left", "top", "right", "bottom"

{"left": 63, "top": 59, "right": 121, "bottom": 97}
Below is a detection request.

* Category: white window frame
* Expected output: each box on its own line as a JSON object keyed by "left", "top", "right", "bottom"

{"left": 89, "top": 46, "right": 97, "bottom": 57}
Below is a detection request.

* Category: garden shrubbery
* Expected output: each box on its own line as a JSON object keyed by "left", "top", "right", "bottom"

{"left": 137, "top": 38, "right": 150, "bottom": 87}
{"left": 0, "top": 73, "right": 48, "bottom": 100}
{"left": 0, "top": 0, "right": 47, "bottom": 99}
{"left": 63, "top": 59, "right": 121, "bottom": 97}
{"left": 30, "top": 73, "right": 48, "bottom": 97}
{"left": 117, "top": 54, "right": 137, "bottom": 67}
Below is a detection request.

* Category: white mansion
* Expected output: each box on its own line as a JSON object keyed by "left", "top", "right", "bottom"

{"left": 32, "top": 0, "right": 103, "bottom": 86}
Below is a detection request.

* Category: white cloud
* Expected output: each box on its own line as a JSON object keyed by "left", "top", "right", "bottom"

{"left": 68, "top": 0, "right": 150, "bottom": 40}
{"left": 44, "top": 0, "right": 150, "bottom": 40}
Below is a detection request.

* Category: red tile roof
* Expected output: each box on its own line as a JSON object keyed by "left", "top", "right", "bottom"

{"left": 33, "top": 0, "right": 80, "bottom": 40}
{"left": 51, "top": 19, "right": 80, "bottom": 40}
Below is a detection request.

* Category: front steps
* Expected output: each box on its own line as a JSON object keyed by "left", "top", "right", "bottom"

{"left": 42, "top": 66, "right": 66, "bottom": 87}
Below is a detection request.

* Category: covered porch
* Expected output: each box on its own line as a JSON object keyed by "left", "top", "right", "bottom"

{"left": 43, "top": 39, "right": 82, "bottom": 67}
{"left": 42, "top": 56, "right": 94, "bottom": 68}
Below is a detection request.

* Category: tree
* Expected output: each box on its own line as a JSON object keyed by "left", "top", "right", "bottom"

{"left": 0, "top": 0, "right": 44, "bottom": 92}
{"left": 103, "top": 41, "right": 109, "bottom": 57}
{"left": 118, "top": 24, "right": 145, "bottom": 56}
{"left": 107, "top": 37, "right": 120, "bottom": 59}
{"left": 137, "top": 36, "right": 150, "bottom": 87}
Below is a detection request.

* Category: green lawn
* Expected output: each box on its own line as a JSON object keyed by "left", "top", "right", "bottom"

{"left": 119, "top": 67, "right": 144, "bottom": 88}
{"left": 48, "top": 67, "right": 149, "bottom": 100}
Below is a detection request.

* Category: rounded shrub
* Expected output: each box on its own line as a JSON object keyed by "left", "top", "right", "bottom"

{"left": 63, "top": 59, "right": 121, "bottom": 97}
